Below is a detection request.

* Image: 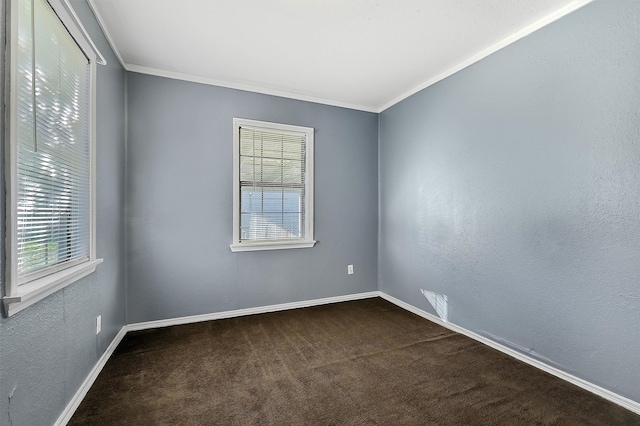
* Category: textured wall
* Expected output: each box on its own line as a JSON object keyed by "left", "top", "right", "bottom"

{"left": 0, "top": 1, "right": 126, "bottom": 425}
{"left": 2, "top": 1, "right": 639, "bottom": 425}
{"left": 379, "top": 0, "right": 640, "bottom": 402}
{"left": 126, "top": 73, "right": 379, "bottom": 323}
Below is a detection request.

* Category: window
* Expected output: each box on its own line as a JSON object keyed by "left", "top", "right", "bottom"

{"left": 3, "top": 0, "right": 103, "bottom": 316}
{"left": 230, "top": 118, "right": 315, "bottom": 252}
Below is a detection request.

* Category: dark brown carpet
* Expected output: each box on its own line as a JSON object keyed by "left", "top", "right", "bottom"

{"left": 69, "top": 298, "right": 640, "bottom": 425}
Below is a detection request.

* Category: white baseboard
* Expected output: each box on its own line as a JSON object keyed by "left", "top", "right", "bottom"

{"left": 55, "top": 290, "right": 639, "bottom": 426}
{"left": 127, "top": 291, "right": 380, "bottom": 332}
{"left": 378, "top": 292, "right": 640, "bottom": 416}
{"left": 55, "top": 291, "right": 379, "bottom": 425}
{"left": 55, "top": 326, "right": 128, "bottom": 426}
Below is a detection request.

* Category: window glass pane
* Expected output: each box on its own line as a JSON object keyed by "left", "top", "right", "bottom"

{"left": 283, "top": 188, "right": 302, "bottom": 212}
{"left": 241, "top": 187, "right": 262, "bottom": 213}
{"left": 240, "top": 133, "right": 260, "bottom": 157}
{"left": 262, "top": 189, "right": 283, "bottom": 213}
{"left": 241, "top": 213, "right": 297, "bottom": 240}
{"left": 282, "top": 213, "right": 302, "bottom": 237}
{"left": 282, "top": 140, "right": 303, "bottom": 160}
{"left": 239, "top": 188, "right": 303, "bottom": 240}
{"left": 261, "top": 158, "right": 283, "bottom": 183}
{"left": 261, "top": 137, "right": 281, "bottom": 159}
{"left": 17, "top": 0, "right": 34, "bottom": 151}
{"left": 282, "top": 159, "right": 302, "bottom": 184}
{"left": 240, "top": 156, "right": 259, "bottom": 181}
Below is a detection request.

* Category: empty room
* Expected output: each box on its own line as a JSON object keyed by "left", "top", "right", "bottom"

{"left": 1, "top": 0, "right": 639, "bottom": 424}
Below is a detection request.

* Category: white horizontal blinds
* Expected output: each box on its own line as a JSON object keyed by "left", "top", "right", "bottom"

{"left": 239, "top": 127, "right": 306, "bottom": 241}
{"left": 16, "top": 0, "right": 91, "bottom": 280}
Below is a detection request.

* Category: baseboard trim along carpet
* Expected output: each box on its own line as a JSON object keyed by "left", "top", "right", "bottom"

{"left": 54, "top": 326, "right": 128, "bottom": 426}
{"left": 56, "top": 290, "right": 640, "bottom": 425}
{"left": 378, "top": 292, "right": 640, "bottom": 416}
{"left": 55, "top": 291, "right": 379, "bottom": 425}
{"left": 126, "top": 291, "right": 380, "bottom": 332}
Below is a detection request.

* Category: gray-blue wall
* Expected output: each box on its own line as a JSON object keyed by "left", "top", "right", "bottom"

{"left": 379, "top": 0, "right": 640, "bottom": 403}
{"left": 3, "top": 1, "right": 640, "bottom": 424}
{"left": 125, "top": 73, "right": 379, "bottom": 323}
{"left": 0, "top": 1, "right": 127, "bottom": 425}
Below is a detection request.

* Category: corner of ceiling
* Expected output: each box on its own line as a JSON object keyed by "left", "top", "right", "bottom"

{"left": 376, "top": 0, "right": 594, "bottom": 113}
{"left": 86, "top": 0, "right": 126, "bottom": 68}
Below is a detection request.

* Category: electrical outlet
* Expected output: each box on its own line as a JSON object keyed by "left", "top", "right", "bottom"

{"left": 348, "top": 264, "right": 354, "bottom": 275}
{"left": 96, "top": 315, "right": 102, "bottom": 334}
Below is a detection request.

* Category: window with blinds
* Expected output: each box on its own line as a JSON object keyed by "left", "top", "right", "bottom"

{"left": 231, "top": 119, "right": 315, "bottom": 252}
{"left": 4, "top": 0, "right": 102, "bottom": 315}
{"left": 16, "top": 0, "right": 91, "bottom": 280}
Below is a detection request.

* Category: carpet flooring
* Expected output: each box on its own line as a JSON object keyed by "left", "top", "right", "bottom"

{"left": 69, "top": 298, "right": 640, "bottom": 425}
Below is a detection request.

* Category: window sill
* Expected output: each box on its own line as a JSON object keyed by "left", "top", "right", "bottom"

{"left": 230, "top": 240, "right": 316, "bottom": 252}
{"left": 3, "top": 259, "right": 104, "bottom": 317}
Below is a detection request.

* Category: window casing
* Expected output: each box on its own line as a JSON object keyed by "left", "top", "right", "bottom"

{"left": 230, "top": 118, "right": 315, "bottom": 252}
{"left": 3, "top": 0, "right": 103, "bottom": 316}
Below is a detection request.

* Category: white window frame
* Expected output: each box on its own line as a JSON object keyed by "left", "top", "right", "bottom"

{"left": 230, "top": 118, "right": 316, "bottom": 252}
{"left": 3, "top": 0, "right": 103, "bottom": 316}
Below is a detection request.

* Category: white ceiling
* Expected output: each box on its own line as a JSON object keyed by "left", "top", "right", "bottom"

{"left": 88, "top": 0, "right": 591, "bottom": 112}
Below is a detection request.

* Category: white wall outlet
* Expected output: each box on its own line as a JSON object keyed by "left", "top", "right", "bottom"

{"left": 96, "top": 315, "right": 102, "bottom": 334}
{"left": 348, "top": 264, "right": 354, "bottom": 275}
